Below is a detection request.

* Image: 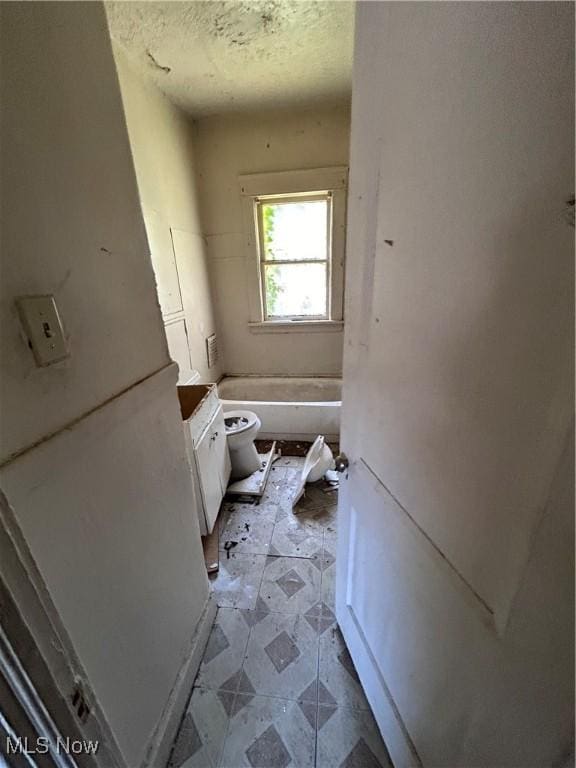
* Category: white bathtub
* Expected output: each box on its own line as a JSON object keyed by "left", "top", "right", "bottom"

{"left": 217, "top": 376, "right": 341, "bottom": 441}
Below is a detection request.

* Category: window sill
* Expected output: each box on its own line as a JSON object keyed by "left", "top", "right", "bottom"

{"left": 248, "top": 320, "right": 344, "bottom": 334}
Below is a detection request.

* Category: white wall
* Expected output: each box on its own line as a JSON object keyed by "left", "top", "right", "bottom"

{"left": 342, "top": 2, "right": 574, "bottom": 765}
{"left": 0, "top": 5, "right": 169, "bottom": 464}
{"left": 195, "top": 106, "right": 350, "bottom": 377}
{"left": 348, "top": 0, "right": 574, "bottom": 628}
{"left": 113, "top": 50, "right": 222, "bottom": 384}
{"left": 0, "top": 3, "right": 209, "bottom": 766}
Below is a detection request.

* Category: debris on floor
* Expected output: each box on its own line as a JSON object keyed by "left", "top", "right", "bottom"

{"left": 226, "top": 442, "right": 278, "bottom": 500}
{"left": 255, "top": 438, "right": 340, "bottom": 457}
{"left": 223, "top": 540, "right": 238, "bottom": 559}
{"left": 292, "top": 436, "right": 336, "bottom": 511}
{"left": 325, "top": 469, "right": 339, "bottom": 486}
{"left": 201, "top": 523, "right": 219, "bottom": 574}
{"left": 170, "top": 454, "right": 392, "bottom": 768}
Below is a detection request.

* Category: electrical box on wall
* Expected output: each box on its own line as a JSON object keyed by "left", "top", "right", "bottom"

{"left": 16, "top": 295, "right": 69, "bottom": 367}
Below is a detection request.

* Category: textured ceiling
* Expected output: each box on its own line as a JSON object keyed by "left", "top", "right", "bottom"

{"left": 106, "top": 1, "right": 354, "bottom": 117}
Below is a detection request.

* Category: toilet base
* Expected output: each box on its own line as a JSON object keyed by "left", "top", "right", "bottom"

{"left": 229, "top": 442, "right": 262, "bottom": 480}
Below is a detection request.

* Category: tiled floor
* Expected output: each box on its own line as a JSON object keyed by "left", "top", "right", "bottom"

{"left": 169, "top": 457, "right": 393, "bottom": 768}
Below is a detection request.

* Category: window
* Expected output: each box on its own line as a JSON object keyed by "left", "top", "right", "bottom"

{"left": 257, "top": 194, "right": 331, "bottom": 319}
{"left": 239, "top": 167, "right": 347, "bottom": 331}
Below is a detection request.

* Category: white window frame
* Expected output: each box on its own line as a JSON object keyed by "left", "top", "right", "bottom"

{"left": 239, "top": 167, "right": 347, "bottom": 332}
{"left": 256, "top": 191, "right": 332, "bottom": 321}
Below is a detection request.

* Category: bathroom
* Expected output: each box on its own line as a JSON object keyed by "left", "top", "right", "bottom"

{"left": 108, "top": 5, "right": 351, "bottom": 510}
{"left": 113, "top": 12, "right": 348, "bottom": 381}
{"left": 2, "top": 2, "right": 572, "bottom": 767}
{"left": 106, "top": 4, "right": 374, "bottom": 765}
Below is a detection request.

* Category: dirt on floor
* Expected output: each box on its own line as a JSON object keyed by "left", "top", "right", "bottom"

{"left": 255, "top": 438, "right": 340, "bottom": 457}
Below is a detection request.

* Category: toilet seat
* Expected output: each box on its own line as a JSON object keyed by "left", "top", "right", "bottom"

{"left": 224, "top": 410, "right": 259, "bottom": 436}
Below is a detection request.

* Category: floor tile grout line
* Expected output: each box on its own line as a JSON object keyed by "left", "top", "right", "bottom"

{"left": 314, "top": 582, "right": 322, "bottom": 768}
{"left": 188, "top": 469, "right": 387, "bottom": 768}
{"left": 320, "top": 528, "right": 327, "bottom": 613}
{"left": 265, "top": 551, "right": 322, "bottom": 560}
{"left": 218, "top": 511, "right": 276, "bottom": 551}
{"left": 205, "top": 470, "right": 339, "bottom": 767}
{"left": 218, "top": 504, "right": 277, "bottom": 556}
{"left": 214, "top": 604, "right": 254, "bottom": 768}
{"left": 221, "top": 606, "right": 328, "bottom": 619}
{"left": 193, "top": 682, "right": 373, "bottom": 714}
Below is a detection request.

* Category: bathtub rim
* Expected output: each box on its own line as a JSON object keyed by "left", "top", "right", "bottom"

{"left": 220, "top": 397, "right": 342, "bottom": 408}
{"left": 216, "top": 375, "right": 343, "bottom": 407}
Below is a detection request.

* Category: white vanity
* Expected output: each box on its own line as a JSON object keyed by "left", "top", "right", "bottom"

{"left": 177, "top": 384, "right": 231, "bottom": 535}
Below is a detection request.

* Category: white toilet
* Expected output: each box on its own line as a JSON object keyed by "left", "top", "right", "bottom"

{"left": 224, "top": 410, "right": 262, "bottom": 480}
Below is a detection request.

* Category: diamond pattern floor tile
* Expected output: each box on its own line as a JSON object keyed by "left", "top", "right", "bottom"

{"left": 245, "top": 724, "right": 291, "bottom": 768}
{"left": 195, "top": 608, "right": 251, "bottom": 691}
{"left": 270, "top": 515, "right": 324, "bottom": 557}
{"left": 259, "top": 556, "right": 321, "bottom": 613}
{"left": 264, "top": 629, "right": 301, "bottom": 672}
{"left": 170, "top": 460, "right": 393, "bottom": 767}
{"left": 219, "top": 503, "right": 277, "bottom": 556}
{"left": 209, "top": 553, "right": 267, "bottom": 610}
{"left": 311, "top": 548, "right": 335, "bottom": 573}
{"left": 239, "top": 596, "right": 271, "bottom": 628}
{"left": 170, "top": 688, "right": 229, "bottom": 768}
{"left": 319, "top": 626, "right": 370, "bottom": 711}
{"left": 169, "top": 712, "right": 202, "bottom": 767}
{"left": 275, "top": 567, "right": 306, "bottom": 597}
{"left": 304, "top": 601, "right": 337, "bottom": 635}
{"left": 340, "top": 737, "right": 386, "bottom": 768}
{"left": 243, "top": 612, "right": 319, "bottom": 701}
{"left": 219, "top": 695, "right": 315, "bottom": 768}
{"left": 321, "top": 534, "right": 337, "bottom": 611}
{"left": 205, "top": 664, "right": 258, "bottom": 721}
{"left": 316, "top": 706, "right": 393, "bottom": 768}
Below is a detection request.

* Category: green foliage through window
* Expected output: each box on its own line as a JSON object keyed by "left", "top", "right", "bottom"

{"left": 262, "top": 204, "right": 282, "bottom": 314}
{"left": 259, "top": 197, "right": 329, "bottom": 319}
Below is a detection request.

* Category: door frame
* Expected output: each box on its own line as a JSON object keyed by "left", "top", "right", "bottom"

{"left": 0, "top": 491, "right": 123, "bottom": 768}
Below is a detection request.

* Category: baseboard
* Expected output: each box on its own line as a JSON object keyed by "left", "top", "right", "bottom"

{"left": 142, "top": 595, "right": 217, "bottom": 768}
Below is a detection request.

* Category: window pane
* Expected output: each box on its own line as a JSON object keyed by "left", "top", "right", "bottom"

{"left": 265, "top": 263, "right": 327, "bottom": 317}
{"left": 261, "top": 200, "right": 327, "bottom": 261}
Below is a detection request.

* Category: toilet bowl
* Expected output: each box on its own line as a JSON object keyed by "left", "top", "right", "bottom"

{"left": 224, "top": 410, "right": 262, "bottom": 480}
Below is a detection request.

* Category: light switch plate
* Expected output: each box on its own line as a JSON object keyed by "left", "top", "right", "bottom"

{"left": 16, "top": 295, "right": 69, "bottom": 367}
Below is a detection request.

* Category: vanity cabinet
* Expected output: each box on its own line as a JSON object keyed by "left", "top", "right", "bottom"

{"left": 178, "top": 384, "right": 231, "bottom": 535}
